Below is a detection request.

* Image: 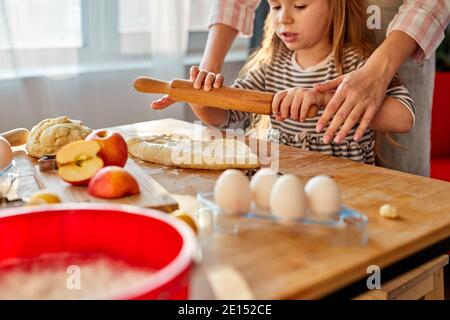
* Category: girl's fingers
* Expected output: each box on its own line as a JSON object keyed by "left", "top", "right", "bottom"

{"left": 204, "top": 73, "right": 216, "bottom": 91}
{"left": 272, "top": 91, "right": 287, "bottom": 120}
{"left": 354, "top": 103, "right": 377, "bottom": 141}
{"left": 290, "top": 94, "right": 303, "bottom": 121}
{"left": 194, "top": 70, "right": 208, "bottom": 89}
{"left": 334, "top": 102, "right": 365, "bottom": 143}
{"left": 190, "top": 66, "right": 223, "bottom": 90}
{"left": 299, "top": 93, "right": 315, "bottom": 122}
{"left": 151, "top": 95, "right": 175, "bottom": 110}
{"left": 322, "top": 96, "right": 357, "bottom": 144}
{"left": 316, "top": 86, "right": 345, "bottom": 133}
{"left": 280, "top": 92, "right": 295, "bottom": 119}
{"left": 190, "top": 65, "right": 200, "bottom": 81}
{"left": 213, "top": 74, "right": 224, "bottom": 88}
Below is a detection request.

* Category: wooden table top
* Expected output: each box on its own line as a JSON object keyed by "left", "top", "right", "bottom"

{"left": 3, "top": 118, "right": 450, "bottom": 300}
{"left": 109, "top": 119, "right": 450, "bottom": 300}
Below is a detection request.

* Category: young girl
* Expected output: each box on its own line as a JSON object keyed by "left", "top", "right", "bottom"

{"left": 153, "top": 0, "right": 415, "bottom": 165}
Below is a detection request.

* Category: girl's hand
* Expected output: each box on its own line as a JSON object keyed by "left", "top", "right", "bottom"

{"left": 271, "top": 88, "right": 330, "bottom": 122}
{"left": 190, "top": 65, "right": 224, "bottom": 91}
{"left": 151, "top": 95, "right": 176, "bottom": 110}
{"left": 313, "top": 65, "right": 390, "bottom": 144}
{"left": 151, "top": 66, "right": 225, "bottom": 110}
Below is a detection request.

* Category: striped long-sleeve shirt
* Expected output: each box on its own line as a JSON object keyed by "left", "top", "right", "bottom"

{"left": 209, "top": 0, "right": 450, "bottom": 61}
{"left": 220, "top": 47, "right": 416, "bottom": 165}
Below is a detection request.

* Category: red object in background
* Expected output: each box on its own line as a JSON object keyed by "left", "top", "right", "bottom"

{"left": 0, "top": 204, "right": 197, "bottom": 300}
{"left": 431, "top": 72, "right": 450, "bottom": 182}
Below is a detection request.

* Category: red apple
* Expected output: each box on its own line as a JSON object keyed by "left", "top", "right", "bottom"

{"left": 85, "top": 129, "right": 128, "bottom": 167}
{"left": 56, "top": 140, "right": 104, "bottom": 186}
{"left": 88, "top": 166, "right": 140, "bottom": 199}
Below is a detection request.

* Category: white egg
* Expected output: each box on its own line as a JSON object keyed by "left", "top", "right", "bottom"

{"left": 250, "top": 168, "right": 279, "bottom": 210}
{"left": 0, "top": 136, "right": 13, "bottom": 172}
{"left": 214, "top": 169, "right": 252, "bottom": 215}
{"left": 270, "top": 174, "right": 307, "bottom": 220}
{"left": 304, "top": 175, "right": 341, "bottom": 217}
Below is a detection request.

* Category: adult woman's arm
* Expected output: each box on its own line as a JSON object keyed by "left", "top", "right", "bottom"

{"left": 152, "top": 0, "right": 260, "bottom": 110}
{"left": 314, "top": 0, "right": 450, "bottom": 144}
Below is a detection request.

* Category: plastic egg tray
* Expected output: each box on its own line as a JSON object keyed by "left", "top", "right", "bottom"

{"left": 1, "top": 161, "right": 18, "bottom": 205}
{"left": 0, "top": 161, "right": 14, "bottom": 179}
{"left": 196, "top": 192, "right": 368, "bottom": 246}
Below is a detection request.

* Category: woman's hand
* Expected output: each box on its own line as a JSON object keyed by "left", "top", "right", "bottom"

{"left": 151, "top": 66, "right": 225, "bottom": 110}
{"left": 313, "top": 65, "right": 391, "bottom": 144}
{"left": 313, "top": 30, "right": 421, "bottom": 144}
{"left": 271, "top": 88, "right": 331, "bottom": 122}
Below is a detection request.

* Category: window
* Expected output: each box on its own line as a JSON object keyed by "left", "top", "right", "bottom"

{"left": 0, "top": 0, "right": 249, "bottom": 76}
{"left": 118, "top": 0, "right": 212, "bottom": 34}
{"left": 0, "top": 0, "right": 82, "bottom": 50}
{"left": 118, "top": 0, "right": 215, "bottom": 55}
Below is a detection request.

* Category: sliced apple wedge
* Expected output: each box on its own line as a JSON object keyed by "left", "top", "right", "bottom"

{"left": 56, "top": 140, "right": 104, "bottom": 186}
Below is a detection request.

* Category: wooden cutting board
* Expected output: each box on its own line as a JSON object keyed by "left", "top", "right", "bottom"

{"left": 34, "top": 159, "right": 178, "bottom": 212}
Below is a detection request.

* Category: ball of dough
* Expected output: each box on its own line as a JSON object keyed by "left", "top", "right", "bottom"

{"left": 26, "top": 116, "right": 92, "bottom": 158}
{"left": 379, "top": 204, "right": 398, "bottom": 219}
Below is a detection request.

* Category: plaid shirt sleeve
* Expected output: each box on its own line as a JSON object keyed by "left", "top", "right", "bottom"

{"left": 387, "top": 0, "right": 450, "bottom": 62}
{"left": 208, "top": 0, "right": 261, "bottom": 37}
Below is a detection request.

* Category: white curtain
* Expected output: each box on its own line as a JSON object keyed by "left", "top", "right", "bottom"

{"left": 0, "top": 0, "right": 81, "bottom": 77}
{"left": 150, "top": 0, "right": 191, "bottom": 80}
{"left": 0, "top": 0, "right": 194, "bottom": 133}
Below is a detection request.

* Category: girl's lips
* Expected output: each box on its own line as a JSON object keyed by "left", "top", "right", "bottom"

{"left": 280, "top": 32, "right": 299, "bottom": 43}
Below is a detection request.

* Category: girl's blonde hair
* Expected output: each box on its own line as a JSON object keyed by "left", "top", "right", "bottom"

{"left": 240, "top": 0, "right": 375, "bottom": 76}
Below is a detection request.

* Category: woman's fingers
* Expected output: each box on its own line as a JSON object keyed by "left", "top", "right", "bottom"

{"left": 313, "top": 76, "right": 344, "bottom": 93}
{"left": 313, "top": 68, "right": 389, "bottom": 143}
{"left": 334, "top": 102, "right": 365, "bottom": 143}
{"left": 272, "top": 91, "right": 288, "bottom": 121}
{"left": 151, "top": 95, "right": 175, "bottom": 110}
{"left": 354, "top": 103, "right": 378, "bottom": 141}
{"left": 322, "top": 96, "right": 357, "bottom": 144}
{"left": 316, "top": 86, "right": 345, "bottom": 133}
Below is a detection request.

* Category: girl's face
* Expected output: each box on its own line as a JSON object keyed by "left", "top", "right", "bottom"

{"left": 268, "top": 0, "right": 332, "bottom": 51}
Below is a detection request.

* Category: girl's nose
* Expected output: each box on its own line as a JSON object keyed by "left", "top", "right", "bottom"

{"left": 279, "top": 10, "right": 294, "bottom": 24}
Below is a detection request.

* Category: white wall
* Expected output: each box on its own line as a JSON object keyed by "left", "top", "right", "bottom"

{"left": 0, "top": 60, "right": 245, "bottom": 132}
{"left": 0, "top": 68, "right": 182, "bottom": 132}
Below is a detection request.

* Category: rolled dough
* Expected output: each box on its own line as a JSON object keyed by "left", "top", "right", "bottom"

{"left": 127, "top": 134, "right": 260, "bottom": 170}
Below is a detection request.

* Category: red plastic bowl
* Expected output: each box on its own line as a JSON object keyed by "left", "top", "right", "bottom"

{"left": 0, "top": 203, "right": 198, "bottom": 299}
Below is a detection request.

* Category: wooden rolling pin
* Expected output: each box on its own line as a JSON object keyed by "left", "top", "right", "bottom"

{"left": 134, "top": 77, "right": 320, "bottom": 118}
{"left": 0, "top": 128, "right": 30, "bottom": 147}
